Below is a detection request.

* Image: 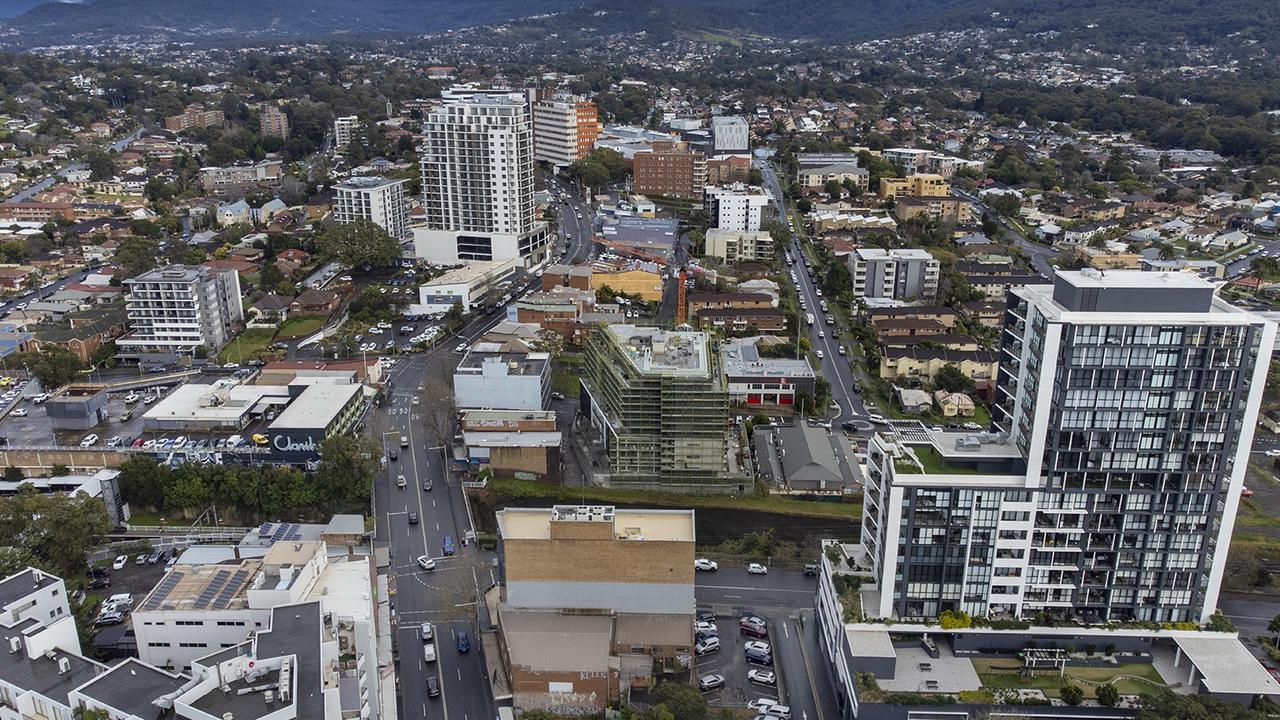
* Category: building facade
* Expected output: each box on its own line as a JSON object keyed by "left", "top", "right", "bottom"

{"left": 878, "top": 173, "right": 949, "bottom": 199}
{"left": 861, "top": 270, "right": 1275, "bottom": 624}
{"left": 164, "top": 104, "right": 224, "bottom": 132}
{"left": 495, "top": 506, "right": 695, "bottom": 712}
{"left": 633, "top": 141, "right": 707, "bottom": 201}
{"left": 703, "top": 183, "right": 769, "bottom": 232}
{"left": 453, "top": 350, "right": 551, "bottom": 411}
{"left": 710, "top": 115, "right": 750, "bottom": 155}
{"left": 259, "top": 105, "right": 290, "bottom": 140}
{"left": 532, "top": 96, "right": 601, "bottom": 168}
{"left": 580, "top": 325, "right": 729, "bottom": 489}
{"left": 117, "top": 266, "right": 244, "bottom": 359}
{"left": 703, "top": 228, "right": 774, "bottom": 263}
{"left": 333, "top": 115, "right": 359, "bottom": 147}
{"left": 333, "top": 176, "right": 409, "bottom": 239}
{"left": 415, "top": 98, "right": 550, "bottom": 267}
{"left": 849, "top": 248, "right": 940, "bottom": 301}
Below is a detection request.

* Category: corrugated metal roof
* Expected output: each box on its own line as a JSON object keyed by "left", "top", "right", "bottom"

{"left": 501, "top": 611, "right": 613, "bottom": 672}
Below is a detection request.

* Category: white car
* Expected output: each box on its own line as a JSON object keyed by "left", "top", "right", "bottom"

{"left": 112, "top": 555, "right": 127, "bottom": 570}
{"left": 744, "top": 640, "right": 772, "bottom": 655}
{"left": 123, "top": 393, "right": 140, "bottom": 404}
{"left": 868, "top": 414, "right": 887, "bottom": 424}
{"left": 748, "top": 699, "right": 780, "bottom": 713}
{"left": 80, "top": 434, "right": 100, "bottom": 447}
{"left": 10, "top": 408, "right": 26, "bottom": 417}
{"left": 748, "top": 669, "right": 777, "bottom": 686}
{"left": 695, "top": 636, "right": 721, "bottom": 656}
{"left": 746, "top": 563, "right": 768, "bottom": 575}
{"left": 695, "top": 620, "right": 717, "bottom": 635}
{"left": 417, "top": 556, "right": 436, "bottom": 572}
{"left": 763, "top": 705, "right": 792, "bottom": 720}
{"left": 420, "top": 622, "right": 434, "bottom": 641}
{"left": 815, "top": 349, "right": 824, "bottom": 359}
{"left": 423, "top": 642, "right": 437, "bottom": 662}
{"left": 694, "top": 558, "right": 718, "bottom": 572}
{"left": 1266, "top": 449, "right": 1280, "bottom": 457}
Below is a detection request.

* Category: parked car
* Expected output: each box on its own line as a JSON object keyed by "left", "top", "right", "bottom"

{"left": 744, "top": 640, "right": 772, "bottom": 655}
{"left": 95, "top": 612, "right": 125, "bottom": 626}
{"left": 106, "top": 435, "right": 123, "bottom": 448}
{"left": 746, "top": 563, "right": 768, "bottom": 575}
{"left": 550, "top": 391, "right": 566, "bottom": 401}
{"left": 79, "top": 434, "right": 99, "bottom": 447}
{"left": 9, "top": 408, "right": 26, "bottom": 417}
{"left": 747, "top": 669, "right": 776, "bottom": 687}
{"left": 86, "top": 577, "right": 110, "bottom": 590}
{"left": 146, "top": 551, "right": 163, "bottom": 564}
{"left": 694, "top": 558, "right": 718, "bottom": 572}
{"left": 740, "top": 616, "right": 768, "bottom": 638}
{"left": 134, "top": 554, "right": 147, "bottom": 566}
{"left": 695, "top": 636, "right": 720, "bottom": 655}
{"left": 804, "top": 563, "right": 819, "bottom": 576}
{"left": 763, "top": 705, "right": 792, "bottom": 720}
{"left": 698, "top": 674, "right": 725, "bottom": 692}
{"left": 112, "top": 555, "right": 127, "bottom": 570}
{"left": 124, "top": 394, "right": 140, "bottom": 404}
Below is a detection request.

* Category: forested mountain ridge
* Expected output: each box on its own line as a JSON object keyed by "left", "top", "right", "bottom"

{"left": 1, "top": 0, "right": 1276, "bottom": 50}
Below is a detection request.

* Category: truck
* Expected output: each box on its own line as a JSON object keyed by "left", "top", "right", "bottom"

{"left": 805, "top": 313, "right": 816, "bottom": 326}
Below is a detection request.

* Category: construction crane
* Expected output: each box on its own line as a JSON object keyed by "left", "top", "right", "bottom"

{"left": 675, "top": 266, "right": 688, "bottom": 326}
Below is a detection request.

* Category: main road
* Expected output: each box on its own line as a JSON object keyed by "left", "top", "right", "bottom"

{"left": 368, "top": 179, "right": 600, "bottom": 719}
{"left": 754, "top": 158, "right": 867, "bottom": 423}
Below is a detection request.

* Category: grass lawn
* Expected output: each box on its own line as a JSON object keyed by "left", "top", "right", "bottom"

{"left": 218, "top": 329, "right": 275, "bottom": 363}
{"left": 491, "top": 478, "right": 861, "bottom": 522}
{"left": 973, "top": 658, "right": 1169, "bottom": 698}
{"left": 551, "top": 369, "right": 580, "bottom": 399}
{"left": 276, "top": 316, "right": 327, "bottom": 339}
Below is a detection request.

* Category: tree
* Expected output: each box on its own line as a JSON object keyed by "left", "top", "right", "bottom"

{"left": 650, "top": 682, "right": 710, "bottom": 720}
{"left": 3, "top": 467, "right": 23, "bottom": 483}
{"left": 14, "top": 346, "right": 86, "bottom": 388}
{"left": 315, "top": 220, "right": 400, "bottom": 268}
{"left": 934, "top": 363, "right": 976, "bottom": 394}
{"left": 1158, "top": 243, "right": 1178, "bottom": 261}
{"left": 84, "top": 148, "right": 115, "bottom": 181}
{"left": 314, "top": 435, "right": 380, "bottom": 510}
{"left": 1060, "top": 684, "right": 1085, "bottom": 706}
{"left": 0, "top": 546, "right": 37, "bottom": 577}
{"left": 0, "top": 491, "right": 111, "bottom": 577}
{"left": 259, "top": 261, "right": 285, "bottom": 291}
{"left": 114, "top": 237, "right": 160, "bottom": 276}
{"left": 824, "top": 178, "right": 843, "bottom": 201}
{"left": 1095, "top": 683, "right": 1120, "bottom": 707}
{"left": 1137, "top": 689, "right": 1270, "bottom": 720}
{"left": 532, "top": 328, "right": 565, "bottom": 358}
{"left": 1268, "top": 613, "right": 1280, "bottom": 645}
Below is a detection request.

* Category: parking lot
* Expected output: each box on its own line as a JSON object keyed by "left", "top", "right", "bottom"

{"left": 695, "top": 608, "right": 785, "bottom": 708}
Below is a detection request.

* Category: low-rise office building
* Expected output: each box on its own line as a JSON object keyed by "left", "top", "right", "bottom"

{"left": 414, "top": 258, "right": 517, "bottom": 315}
{"left": 721, "top": 339, "right": 815, "bottom": 407}
{"left": 454, "top": 349, "right": 551, "bottom": 411}
{"left": 460, "top": 409, "right": 561, "bottom": 480}
{"left": 703, "top": 183, "right": 769, "bottom": 232}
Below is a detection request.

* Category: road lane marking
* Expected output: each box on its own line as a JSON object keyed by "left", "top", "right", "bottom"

{"left": 698, "top": 584, "right": 814, "bottom": 594}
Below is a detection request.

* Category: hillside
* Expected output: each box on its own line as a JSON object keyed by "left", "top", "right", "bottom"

{"left": 0, "top": 0, "right": 1274, "bottom": 49}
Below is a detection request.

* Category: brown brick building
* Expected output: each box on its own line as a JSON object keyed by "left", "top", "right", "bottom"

{"left": 693, "top": 307, "right": 786, "bottom": 333}
{"left": 163, "top": 104, "right": 225, "bottom": 132}
{"left": 687, "top": 292, "right": 774, "bottom": 314}
{"left": 495, "top": 506, "right": 695, "bottom": 712}
{"left": 633, "top": 141, "right": 707, "bottom": 200}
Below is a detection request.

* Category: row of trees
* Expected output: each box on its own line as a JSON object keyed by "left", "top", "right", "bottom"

{"left": 115, "top": 435, "right": 379, "bottom": 519}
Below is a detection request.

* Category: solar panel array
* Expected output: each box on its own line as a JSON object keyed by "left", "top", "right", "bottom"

{"left": 142, "top": 571, "right": 185, "bottom": 611}
{"left": 267, "top": 523, "right": 304, "bottom": 542}
{"left": 212, "top": 568, "right": 251, "bottom": 609}
{"left": 193, "top": 570, "right": 232, "bottom": 610}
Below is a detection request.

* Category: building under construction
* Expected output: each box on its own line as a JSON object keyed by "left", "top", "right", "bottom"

{"left": 580, "top": 324, "right": 730, "bottom": 490}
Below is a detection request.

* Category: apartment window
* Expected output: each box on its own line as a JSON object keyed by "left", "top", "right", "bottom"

{"left": 179, "top": 642, "right": 208, "bottom": 648}
{"left": 148, "top": 642, "right": 171, "bottom": 647}
{"left": 176, "top": 620, "right": 203, "bottom": 626}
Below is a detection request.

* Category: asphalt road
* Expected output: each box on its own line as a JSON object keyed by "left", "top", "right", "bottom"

{"left": 0, "top": 268, "right": 93, "bottom": 315}
{"left": 4, "top": 128, "right": 141, "bottom": 204}
{"left": 754, "top": 159, "right": 866, "bottom": 423}
{"left": 952, "top": 188, "right": 1058, "bottom": 277}
{"left": 371, "top": 330, "right": 504, "bottom": 720}
{"left": 546, "top": 176, "right": 595, "bottom": 265}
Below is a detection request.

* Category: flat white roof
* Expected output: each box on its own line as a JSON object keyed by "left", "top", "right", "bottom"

{"left": 845, "top": 627, "right": 895, "bottom": 658}
{"left": 269, "top": 383, "right": 361, "bottom": 430}
{"left": 1057, "top": 268, "right": 1210, "bottom": 290}
{"left": 422, "top": 259, "right": 516, "bottom": 288}
{"left": 1174, "top": 635, "right": 1280, "bottom": 696}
